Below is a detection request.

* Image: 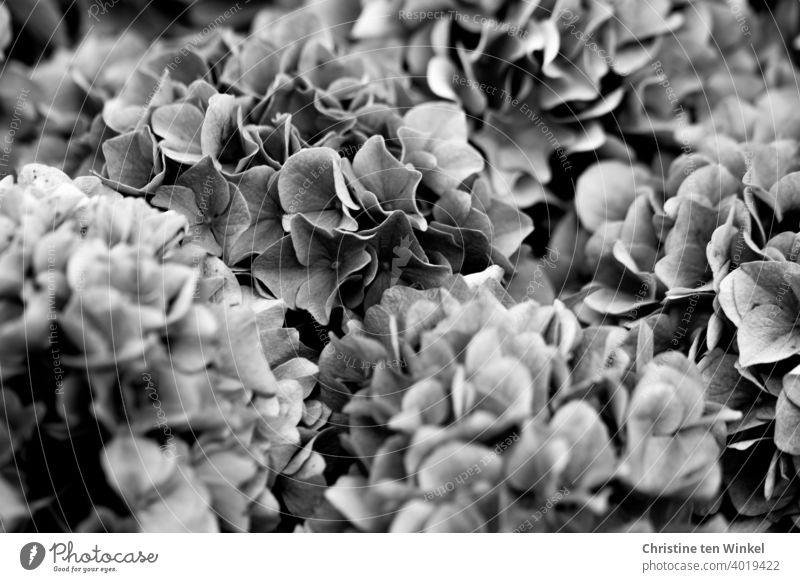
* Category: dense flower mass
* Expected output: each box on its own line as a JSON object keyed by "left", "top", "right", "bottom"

{"left": 312, "top": 284, "right": 736, "bottom": 532}
{"left": 351, "top": 0, "right": 779, "bottom": 209}
{"left": 0, "top": 165, "right": 325, "bottom": 532}
{"left": 565, "top": 88, "right": 800, "bottom": 529}
{"left": 2, "top": 0, "right": 800, "bottom": 534}
{"left": 60, "top": 10, "right": 533, "bottom": 326}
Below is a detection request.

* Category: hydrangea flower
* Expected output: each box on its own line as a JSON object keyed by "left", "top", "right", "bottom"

{"left": 62, "top": 10, "right": 534, "bottom": 329}
{"left": 315, "top": 282, "right": 735, "bottom": 532}
{"left": 571, "top": 90, "right": 800, "bottom": 527}
{"left": 0, "top": 164, "right": 325, "bottom": 532}
{"left": 622, "top": 352, "right": 737, "bottom": 499}
{"left": 352, "top": 0, "right": 760, "bottom": 210}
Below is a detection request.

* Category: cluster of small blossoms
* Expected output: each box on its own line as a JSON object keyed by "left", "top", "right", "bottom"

{"left": 569, "top": 88, "right": 800, "bottom": 528}
{"left": 308, "top": 281, "right": 736, "bottom": 532}
{"left": 0, "top": 164, "right": 325, "bottom": 532}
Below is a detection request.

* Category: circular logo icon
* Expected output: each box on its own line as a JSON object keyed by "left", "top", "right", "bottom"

{"left": 20, "top": 542, "right": 46, "bottom": 570}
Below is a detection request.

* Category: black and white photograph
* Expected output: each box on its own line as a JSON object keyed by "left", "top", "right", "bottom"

{"left": 0, "top": 0, "right": 799, "bottom": 579}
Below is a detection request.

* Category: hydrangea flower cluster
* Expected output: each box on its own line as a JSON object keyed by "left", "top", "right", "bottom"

{"left": 352, "top": 0, "right": 773, "bottom": 209}
{"left": 307, "top": 283, "right": 737, "bottom": 532}
{"left": 570, "top": 89, "right": 800, "bottom": 528}
{"left": 0, "top": 0, "right": 264, "bottom": 176}
{"left": 0, "top": 164, "right": 325, "bottom": 532}
{"left": 3, "top": 0, "right": 800, "bottom": 535}
{"left": 69, "top": 10, "right": 533, "bottom": 326}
